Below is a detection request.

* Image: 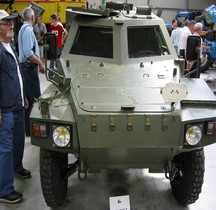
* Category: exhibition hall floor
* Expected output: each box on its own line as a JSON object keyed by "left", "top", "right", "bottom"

{"left": 1, "top": 68, "right": 216, "bottom": 210}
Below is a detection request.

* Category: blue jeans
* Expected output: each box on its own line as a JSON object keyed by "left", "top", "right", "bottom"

{"left": 21, "top": 63, "right": 41, "bottom": 135}
{"left": 0, "top": 109, "right": 25, "bottom": 197}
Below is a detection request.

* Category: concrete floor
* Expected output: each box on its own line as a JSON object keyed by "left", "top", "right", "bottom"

{"left": 1, "top": 68, "right": 216, "bottom": 210}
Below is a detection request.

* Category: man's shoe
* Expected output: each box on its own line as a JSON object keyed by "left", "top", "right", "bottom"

{"left": 25, "top": 132, "right": 30, "bottom": 137}
{"left": 15, "top": 168, "right": 31, "bottom": 178}
{"left": 0, "top": 191, "right": 22, "bottom": 204}
{"left": 26, "top": 133, "right": 30, "bottom": 137}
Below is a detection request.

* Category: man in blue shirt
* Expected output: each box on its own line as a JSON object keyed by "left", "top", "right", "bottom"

{"left": 18, "top": 7, "right": 45, "bottom": 136}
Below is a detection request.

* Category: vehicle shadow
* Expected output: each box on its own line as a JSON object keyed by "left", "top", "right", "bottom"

{"left": 60, "top": 169, "right": 189, "bottom": 210}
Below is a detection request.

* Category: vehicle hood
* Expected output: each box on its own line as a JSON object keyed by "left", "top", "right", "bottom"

{"left": 70, "top": 60, "right": 180, "bottom": 113}
{"left": 181, "top": 78, "right": 216, "bottom": 104}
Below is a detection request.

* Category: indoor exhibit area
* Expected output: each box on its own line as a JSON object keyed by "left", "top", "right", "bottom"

{"left": 0, "top": 0, "right": 216, "bottom": 209}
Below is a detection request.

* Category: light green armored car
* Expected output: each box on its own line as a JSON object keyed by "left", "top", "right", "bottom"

{"left": 30, "top": 4, "right": 216, "bottom": 208}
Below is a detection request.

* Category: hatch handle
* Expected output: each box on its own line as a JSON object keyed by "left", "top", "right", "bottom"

{"left": 121, "top": 105, "right": 135, "bottom": 110}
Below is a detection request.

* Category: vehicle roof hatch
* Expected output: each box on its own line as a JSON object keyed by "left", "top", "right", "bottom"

{"left": 66, "top": 7, "right": 119, "bottom": 17}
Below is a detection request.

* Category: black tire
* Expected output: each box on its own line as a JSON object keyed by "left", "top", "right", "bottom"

{"left": 40, "top": 149, "right": 68, "bottom": 208}
{"left": 170, "top": 148, "right": 205, "bottom": 205}
{"left": 201, "top": 56, "right": 213, "bottom": 73}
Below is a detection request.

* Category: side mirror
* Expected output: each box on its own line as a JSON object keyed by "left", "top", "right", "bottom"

{"left": 156, "top": 8, "right": 163, "bottom": 17}
{"left": 43, "top": 32, "right": 57, "bottom": 60}
{"left": 186, "top": 35, "right": 201, "bottom": 61}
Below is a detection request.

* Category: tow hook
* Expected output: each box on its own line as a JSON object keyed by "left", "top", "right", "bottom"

{"left": 63, "top": 161, "right": 78, "bottom": 180}
{"left": 78, "top": 161, "right": 88, "bottom": 180}
{"left": 164, "top": 161, "right": 178, "bottom": 181}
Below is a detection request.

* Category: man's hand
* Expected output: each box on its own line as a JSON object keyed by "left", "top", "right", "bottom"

{"left": 28, "top": 55, "right": 45, "bottom": 74}
{"left": 187, "top": 61, "right": 195, "bottom": 70}
{"left": 24, "top": 98, "right": 29, "bottom": 109}
{"left": 39, "top": 63, "right": 45, "bottom": 74}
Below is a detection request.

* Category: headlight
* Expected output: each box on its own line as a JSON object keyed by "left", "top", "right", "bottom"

{"left": 53, "top": 126, "right": 70, "bottom": 147}
{"left": 185, "top": 125, "right": 202, "bottom": 145}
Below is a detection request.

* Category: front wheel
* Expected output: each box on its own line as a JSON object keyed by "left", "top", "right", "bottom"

{"left": 40, "top": 149, "right": 68, "bottom": 208}
{"left": 170, "top": 149, "right": 205, "bottom": 205}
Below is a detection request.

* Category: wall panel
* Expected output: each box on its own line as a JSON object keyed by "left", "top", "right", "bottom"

{"left": 188, "top": 0, "right": 216, "bottom": 10}
{"left": 87, "top": 0, "right": 216, "bottom": 22}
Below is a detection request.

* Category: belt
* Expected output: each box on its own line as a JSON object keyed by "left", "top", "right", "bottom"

{"left": 21, "top": 60, "right": 37, "bottom": 67}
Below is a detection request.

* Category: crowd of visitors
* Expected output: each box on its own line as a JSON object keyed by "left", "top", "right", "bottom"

{"left": 169, "top": 18, "right": 208, "bottom": 77}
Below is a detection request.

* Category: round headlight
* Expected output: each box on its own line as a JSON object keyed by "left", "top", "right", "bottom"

{"left": 53, "top": 126, "right": 70, "bottom": 147}
{"left": 185, "top": 125, "right": 202, "bottom": 145}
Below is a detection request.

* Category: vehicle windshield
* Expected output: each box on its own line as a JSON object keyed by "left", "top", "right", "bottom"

{"left": 70, "top": 26, "right": 113, "bottom": 58}
{"left": 128, "top": 26, "right": 170, "bottom": 58}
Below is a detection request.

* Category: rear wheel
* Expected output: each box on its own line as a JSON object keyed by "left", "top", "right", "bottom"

{"left": 170, "top": 149, "right": 205, "bottom": 205}
{"left": 40, "top": 149, "right": 68, "bottom": 208}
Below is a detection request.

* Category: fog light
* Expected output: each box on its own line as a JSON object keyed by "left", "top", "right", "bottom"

{"left": 185, "top": 125, "right": 202, "bottom": 145}
{"left": 53, "top": 126, "right": 70, "bottom": 147}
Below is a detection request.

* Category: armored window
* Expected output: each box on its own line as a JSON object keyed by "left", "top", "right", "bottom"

{"left": 127, "top": 26, "right": 170, "bottom": 58}
{"left": 70, "top": 26, "right": 113, "bottom": 58}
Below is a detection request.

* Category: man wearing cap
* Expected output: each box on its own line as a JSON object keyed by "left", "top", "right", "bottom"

{"left": 18, "top": 7, "right": 45, "bottom": 137}
{"left": 0, "top": 10, "right": 31, "bottom": 204}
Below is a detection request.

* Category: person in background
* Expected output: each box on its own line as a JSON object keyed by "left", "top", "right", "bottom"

{"left": 0, "top": 10, "right": 30, "bottom": 204}
{"left": 171, "top": 20, "right": 182, "bottom": 54}
{"left": 33, "top": 16, "right": 47, "bottom": 64}
{"left": 18, "top": 7, "right": 45, "bottom": 137}
{"left": 179, "top": 20, "right": 195, "bottom": 58}
{"left": 50, "top": 13, "right": 68, "bottom": 69}
{"left": 193, "top": 22, "right": 209, "bottom": 55}
{"left": 57, "top": 14, "right": 63, "bottom": 27}
{"left": 168, "top": 19, "right": 177, "bottom": 36}
{"left": 187, "top": 22, "right": 209, "bottom": 77}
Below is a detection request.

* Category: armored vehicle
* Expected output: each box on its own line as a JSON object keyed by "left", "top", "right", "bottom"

{"left": 30, "top": 4, "right": 216, "bottom": 208}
